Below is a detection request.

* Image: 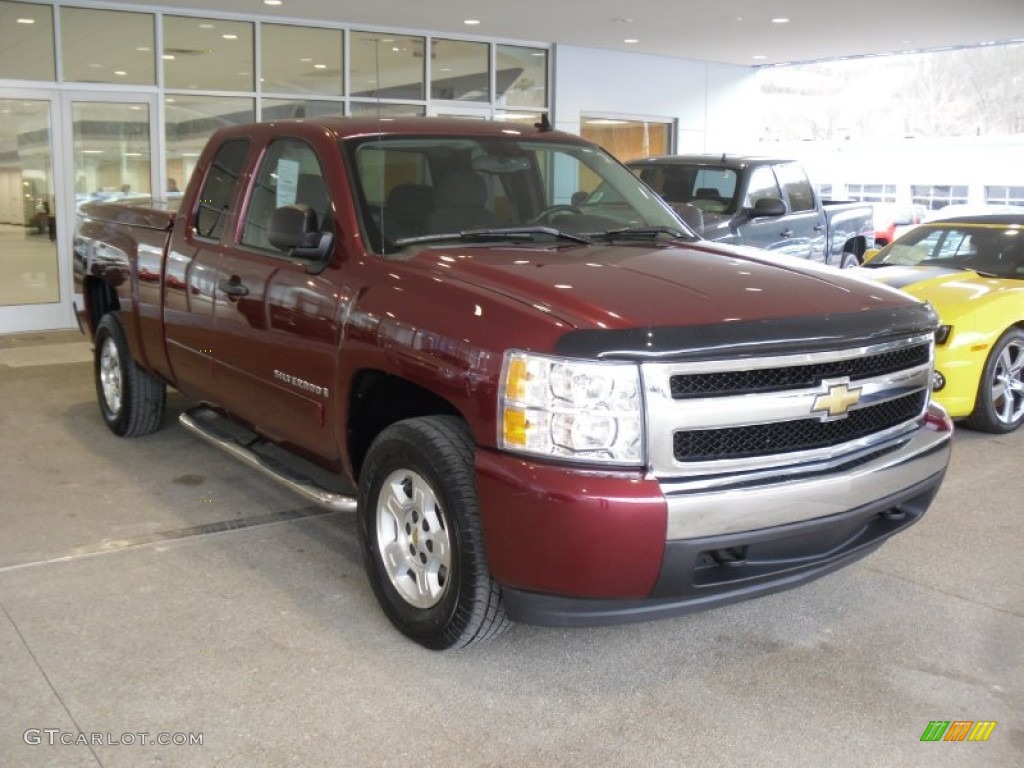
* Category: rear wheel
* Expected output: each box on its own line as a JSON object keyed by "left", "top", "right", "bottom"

{"left": 964, "top": 328, "right": 1024, "bottom": 433}
{"left": 358, "top": 416, "right": 509, "bottom": 649}
{"left": 94, "top": 312, "right": 166, "bottom": 437}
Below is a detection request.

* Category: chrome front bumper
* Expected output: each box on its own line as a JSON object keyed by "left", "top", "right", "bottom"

{"left": 661, "top": 408, "right": 952, "bottom": 541}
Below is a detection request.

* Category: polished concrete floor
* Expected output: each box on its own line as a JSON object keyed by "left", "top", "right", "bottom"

{"left": 1, "top": 331, "right": 1021, "bottom": 767}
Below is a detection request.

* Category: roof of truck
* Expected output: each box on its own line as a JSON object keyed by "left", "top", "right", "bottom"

{"left": 254, "top": 116, "right": 579, "bottom": 142}
{"left": 628, "top": 154, "right": 795, "bottom": 170}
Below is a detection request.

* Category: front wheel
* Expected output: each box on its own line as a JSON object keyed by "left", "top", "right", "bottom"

{"left": 358, "top": 416, "right": 509, "bottom": 649}
{"left": 964, "top": 328, "right": 1024, "bottom": 433}
{"left": 94, "top": 312, "right": 166, "bottom": 437}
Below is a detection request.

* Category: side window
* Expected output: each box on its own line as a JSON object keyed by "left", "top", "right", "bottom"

{"left": 241, "top": 138, "right": 329, "bottom": 252}
{"left": 194, "top": 139, "right": 250, "bottom": 240}
{"left": 745, "top": 166, "right": 782, "bottom": 208}
{"left": 774, "top": 162, "right": 815, "bottom": 213}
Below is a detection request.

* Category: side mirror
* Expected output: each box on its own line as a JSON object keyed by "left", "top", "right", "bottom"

{"left": 747, "top": 197, "right": 787, "bottom": 217}
{"left": 268, "top": 205, "right": 333, "bottom": 270}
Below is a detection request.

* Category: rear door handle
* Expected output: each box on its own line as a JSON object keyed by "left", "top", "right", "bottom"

{"left": 218, "top": 277, "right": 249, "bottom": 297}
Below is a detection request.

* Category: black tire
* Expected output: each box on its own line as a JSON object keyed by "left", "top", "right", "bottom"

{"left": 964, "top": 327, "right": 1024, "bottom": 434}
{"left": 94, "top": 312, "right": 166, "bottom": 437}
{"left": 358, "top": 416, "right": 509, "bottom": 649}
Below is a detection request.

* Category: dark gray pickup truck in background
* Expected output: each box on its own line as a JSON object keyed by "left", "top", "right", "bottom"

{"left": 627, "top": 154, "right": 874, "bottom": 268}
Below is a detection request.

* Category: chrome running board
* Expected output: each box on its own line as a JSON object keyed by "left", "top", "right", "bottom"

{"left": 179, "top": 407, "right": 357, "bottom": 513}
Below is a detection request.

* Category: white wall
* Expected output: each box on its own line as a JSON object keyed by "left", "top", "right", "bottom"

{"left": 552, "top": 44, "right": 760, "bottom": 154}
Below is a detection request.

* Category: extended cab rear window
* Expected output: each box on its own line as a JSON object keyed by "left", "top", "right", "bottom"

{"left": 194, "top": 139, "right": 250, "bottom": 240}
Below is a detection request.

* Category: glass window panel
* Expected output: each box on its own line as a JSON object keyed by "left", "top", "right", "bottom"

{"left": 163, "top": 16, "right": 253, "bottom": 92}
{"left": 241, "top": 139, "right": 327, "bottom": 251}
{"left": 350, "top": 32, "right": 425, "bottom": 100}
{"left": 60, "top": 7, "right": 155, "bottom": 85}
{"left": 0, "top": 1, "right": 55, "bottom": 81}
{"left": 262, "top": 99, "right": 343, "bottom": 121}
{"left": 165, "top": 95, "right": 254, "bottom": 196}
{"left": 580, "top": 118, "right": 672, "bottom": 163}
{"left": 496, "top": 45, "right": 547, "bottom": 109}
{"left": 194, "top": 139, "right": 250, "bottom": 241}
{"left": 431, "top": 39, "right": 488, "bottom": 102}
{"left": 0, "top": 99, "right": 57, "bottom": 306}
{"left": 496, "top": 111, "right": 544, "bottom": 126}
{"left": 348, "top": 102, "right": 426, "bottom": 117}
{"left": 261, "top": 24, "right": 343, "bottom": 97}
{"left": 72, "top": 102, "right": 151, "bottom": 204}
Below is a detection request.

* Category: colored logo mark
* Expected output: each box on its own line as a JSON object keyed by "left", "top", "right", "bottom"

{"left": 920, "top": 720, "right": 997, "bottom": 742}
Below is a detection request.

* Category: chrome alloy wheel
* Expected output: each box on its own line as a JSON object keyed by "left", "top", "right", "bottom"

{"left": 99, "top": 335, "right": 124, "bottom": 415}
{"left": 376, "top": 468, "right": 451, "bottom": 609}
{"left": 992, "top": 338, "right": 1024, "bottom": 426}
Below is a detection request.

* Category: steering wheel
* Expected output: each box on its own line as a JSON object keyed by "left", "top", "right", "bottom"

{"left": 531, "top": 204, "right": 583, "bottom": 225}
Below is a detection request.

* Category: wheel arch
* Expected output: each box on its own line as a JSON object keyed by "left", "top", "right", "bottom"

{"left": 346, "top": 369, "right": 463, "bottom": 481}
{"left": 81, "top": 275, "right": 121, "bottom": 338}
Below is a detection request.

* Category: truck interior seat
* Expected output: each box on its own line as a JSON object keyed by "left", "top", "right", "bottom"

{"left": 425, "top": 171, "right": 498, "bottom": 233}
{"left": 384, "top": 183, "right": 435, "bottom": 240}
{"left": 296, "top": 173, "right": 330, "bottom": 230}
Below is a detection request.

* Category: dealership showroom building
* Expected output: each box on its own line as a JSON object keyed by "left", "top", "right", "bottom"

{"left": 1, "top": 1, "right": 1022, "bottom": 765}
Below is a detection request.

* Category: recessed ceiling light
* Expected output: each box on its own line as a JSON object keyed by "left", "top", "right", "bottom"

{"left": 464, "top": 19, "right": 480, "bottom": 26}
{"left": 624, "top": 38, "right": 639, "bottom": 44}
{"left": 753, "top": 54, "right": 767, "bottom": 60}
{"left": 314, "top": 63, "right": 326, "bottom": 69}
{"left": 771, "top": 18, "right": 790, "bottom": 24}
{"left": 611, "top": 17, "right": 634, "bottom": 23}
{"left": 114, "top": 70, "right": 127, "bottom": 76}
{"left": 222, "top": 34, "right": 238, "bottom": 40}
{"left": 264, "top": 0, "right": 283, "bottom": 5}
{"left": 16, "top": 17, "right": 35, "bottom": 24}
{"left": 199, "top": 23, "right": 214, "bottom": 29}
{"left": 162, "top": 54, "right": 175, "bottom": 60}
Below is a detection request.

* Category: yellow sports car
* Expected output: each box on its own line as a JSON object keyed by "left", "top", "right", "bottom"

{"left": 857, "top": 214, "right": 1024, "bottom": 433}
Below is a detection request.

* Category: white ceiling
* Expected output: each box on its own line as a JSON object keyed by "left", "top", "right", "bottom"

{"left": 112, "top": 0, "right": 1024, "bottom": 67}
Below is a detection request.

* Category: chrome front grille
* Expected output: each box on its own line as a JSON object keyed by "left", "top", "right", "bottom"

{"left": 642, "top": 334, "right": 934, "bottom": 479}
{"left": 672, "top": 390, "right": 927, "bottom": 461}
{"left": 669, "top": 343, "right": 931, "bottom": 398}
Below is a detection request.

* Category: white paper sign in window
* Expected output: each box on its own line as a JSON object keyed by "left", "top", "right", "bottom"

{"left": 276, "top": 158, "right": 300, "bottom": 207}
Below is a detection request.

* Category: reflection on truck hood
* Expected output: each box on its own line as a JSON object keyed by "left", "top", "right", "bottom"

{"left": 402, "top": 241, "right": 921, "bottom": 345}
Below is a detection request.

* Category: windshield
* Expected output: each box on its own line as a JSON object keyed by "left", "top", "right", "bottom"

{"left": 871, "top": 224, "right": 1024, "bottom": 279}
{"left": 345, "top": 135, "right": 691, "bottom": 254}
{"left": 632, "top": 164, "right": 739, "bottom": 215}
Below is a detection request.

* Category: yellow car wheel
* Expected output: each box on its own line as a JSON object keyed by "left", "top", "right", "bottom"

{"left": 965, "top": 327, "right": 1024, "bottom": 433}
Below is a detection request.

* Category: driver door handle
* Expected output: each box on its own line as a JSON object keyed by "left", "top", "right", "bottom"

{"left": 780, "top": 228, "right": 793, "bottom": 238}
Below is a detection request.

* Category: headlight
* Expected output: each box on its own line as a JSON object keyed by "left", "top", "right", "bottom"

{"left": 935, "top": 325, "right": 952, "bottom": 345}
{"left": 499, "top": 350, "right": 643, "bottom": 466}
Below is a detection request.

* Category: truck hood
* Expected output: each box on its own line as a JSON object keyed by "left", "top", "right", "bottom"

{"left": 400, "top": 241, "right": 930, "bottom": 357}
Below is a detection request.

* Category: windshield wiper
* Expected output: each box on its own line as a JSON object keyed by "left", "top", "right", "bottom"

{"left": 393, "top": 226, "right": 592, "bottom": 248}
{"left": 594, "top": 226, "right": 689, "bottom": 242}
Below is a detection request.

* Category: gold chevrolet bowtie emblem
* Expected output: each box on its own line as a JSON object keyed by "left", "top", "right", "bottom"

{"left": 812, "top": 380, "right": 862, "bottom": 420}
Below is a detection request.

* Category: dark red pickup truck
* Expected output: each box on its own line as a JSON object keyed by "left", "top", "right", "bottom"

{"left": 74, "top": 118, "right": 952, "bottom": 649}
